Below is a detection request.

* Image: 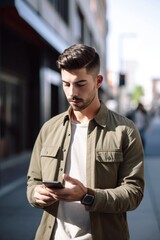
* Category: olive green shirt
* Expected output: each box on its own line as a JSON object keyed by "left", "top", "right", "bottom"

{"left": 27, "top": 102, "right": 144, "bottom": 240}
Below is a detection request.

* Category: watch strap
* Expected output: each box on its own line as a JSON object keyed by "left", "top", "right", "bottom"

{"left": 87, "top": 188, "right": 95, "bottom": 196}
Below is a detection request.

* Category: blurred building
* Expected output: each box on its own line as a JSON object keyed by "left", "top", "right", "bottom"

{"left": 0, "top": 0, "right": 107, "bottom": 158}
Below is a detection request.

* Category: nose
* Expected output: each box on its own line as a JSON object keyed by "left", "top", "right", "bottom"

{"left": 69, "top": 84, "right": 78, "bottom": 97}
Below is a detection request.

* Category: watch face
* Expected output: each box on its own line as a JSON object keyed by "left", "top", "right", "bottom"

{"left": 81, "top": 194, "right": 95, "bottom": 205}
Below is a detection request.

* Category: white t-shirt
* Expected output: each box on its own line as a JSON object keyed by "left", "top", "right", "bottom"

{"left": 54, "top": 121, "right": 92, "bottom": 240}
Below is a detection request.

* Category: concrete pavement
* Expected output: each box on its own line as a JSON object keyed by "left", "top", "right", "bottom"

{"left": 128, "top": 156, "right": 160, "bottom": 240}
{"left": 128, "top": 115, "right": 160, "bottom": 239}
{"left": 0, "top": 152, "right": 42, "bottom": 240}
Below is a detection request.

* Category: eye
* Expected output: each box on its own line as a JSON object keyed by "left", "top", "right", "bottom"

{"left": 76, "top": 81, "right": 87, "bottom": 87}
{"left": 76, "top": 83, "right": 86, "bottom": 87}
{"left": 63, "top": 81, "right": 70, "bottom": 87}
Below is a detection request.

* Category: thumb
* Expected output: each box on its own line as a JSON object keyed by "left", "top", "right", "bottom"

{"left": 63, "top": 174, "right": 87, "bottom": 193}
{"left": 63, "top": 174, "right": 85, "bottom": 188}
{"left": 63, "top": 173, "right": 78, "bottom": 185}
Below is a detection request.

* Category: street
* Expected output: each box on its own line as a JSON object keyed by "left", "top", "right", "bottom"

{"left": 0, "top": 115, "right": 160, "bottom": 240}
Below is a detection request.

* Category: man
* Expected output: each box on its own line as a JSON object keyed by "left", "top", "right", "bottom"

{"left": 27, "top": 44, "right": 144, "bottom": 240}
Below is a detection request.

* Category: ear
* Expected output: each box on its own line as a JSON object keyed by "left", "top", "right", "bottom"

{"left": 97, "top": 75, "right": 103, "bottom": 88}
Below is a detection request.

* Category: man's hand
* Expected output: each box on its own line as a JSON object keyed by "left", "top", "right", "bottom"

{"left": 34, "top": 174, "right": 88, "bottom": 206}
{"left": 34, "top": 184, "right": 57, "bottom": 206}
{"left": 47, "top": 174, "right": 87, "bottom": 202}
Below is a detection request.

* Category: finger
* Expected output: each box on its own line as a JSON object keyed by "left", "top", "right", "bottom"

{"left": 63, "top": 174, "right": 81, "bottom": 185}
{"left": 37, "top": 188, "right": 50, "bottom": 196}
{"left": 36, "top": 199, "right": 49, "bottom": 205}
{"left": 34, "top": 186, "right": 52, "bottom": 200}
{"left": 34, "top": 192, "right": 52, "bottom": 200}
{"left": 36, "top": 198, "right": 56, "bottom": 206}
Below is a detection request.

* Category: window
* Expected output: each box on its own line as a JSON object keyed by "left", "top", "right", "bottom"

{"left": 0, "top": 77, "right": 23, "bottom": 157}
{"left": 50, "top": 0, "right": 69, "bottom": 25}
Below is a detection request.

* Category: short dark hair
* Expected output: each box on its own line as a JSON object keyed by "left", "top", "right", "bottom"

{"left": 56, "top": 44, "right": 100, "bottom": 75}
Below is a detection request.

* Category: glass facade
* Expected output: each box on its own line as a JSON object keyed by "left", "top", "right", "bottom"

{"left": 0, "top": 78, "right": 23, "bottom": 157}
{"left": 50, "top": 0, "right": 69, "bottom": 25}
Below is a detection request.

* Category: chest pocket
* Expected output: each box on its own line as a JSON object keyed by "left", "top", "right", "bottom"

{"left": 96, "top": 150, "right": 123, "bottom": 163}
{"left": 95, "top": 150, "right": 123, "bottom": 188}
{"left": 40, "top": 146, "right": 61, "bottom": 181}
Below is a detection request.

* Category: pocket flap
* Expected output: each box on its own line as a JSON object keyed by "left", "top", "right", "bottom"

{"left": 96, "top": 150, "right": 123, "bottom": 162}
{"left": 41, "top": 146, "right": 59, "bottom": 157}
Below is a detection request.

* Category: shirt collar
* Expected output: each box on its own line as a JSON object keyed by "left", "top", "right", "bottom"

{"left": 94, "top": 102, "right": 108, "bottom": 127}
{"left": 62, "top": 106, "right": 72, "bottom": 125}
{"left": 62, "top": 102, "right": 108, "bottom": 127}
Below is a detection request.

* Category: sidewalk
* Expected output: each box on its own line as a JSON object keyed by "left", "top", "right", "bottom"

{"left": 128, "top": 156, "right": 160, "bottom": 240}
{"left": 0, "top": 151, "right": 31, "bottom": 197}
{"left": 0, "top": 152, "right": 42, "bottom": 240}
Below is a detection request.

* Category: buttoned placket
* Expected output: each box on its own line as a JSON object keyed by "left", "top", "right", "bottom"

{"left": 57, "top": 121, "right": 71, "bottom": 183}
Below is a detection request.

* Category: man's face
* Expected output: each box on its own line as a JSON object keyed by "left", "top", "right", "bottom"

{"left": 61, "top": 68, "right": 99, "bottom": 111}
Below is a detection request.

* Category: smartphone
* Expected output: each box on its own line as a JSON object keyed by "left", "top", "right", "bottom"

{"left": 43, "top": 181, "right": 64, "bottom": 189}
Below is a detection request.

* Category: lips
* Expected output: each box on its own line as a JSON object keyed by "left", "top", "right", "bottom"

{"left": 68, "top": 98, "right": 82, "bottom": 104}
{"left": 69, "top": 100, "right": 81, "bottom": 104}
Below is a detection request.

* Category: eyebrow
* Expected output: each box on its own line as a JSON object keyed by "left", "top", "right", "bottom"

{"left": 62, "top": 79, "right": 87, "bottom": 84}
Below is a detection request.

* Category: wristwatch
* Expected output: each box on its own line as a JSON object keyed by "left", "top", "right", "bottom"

{"left": 81, "top": 188, "right": 95, "bottom": 206}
